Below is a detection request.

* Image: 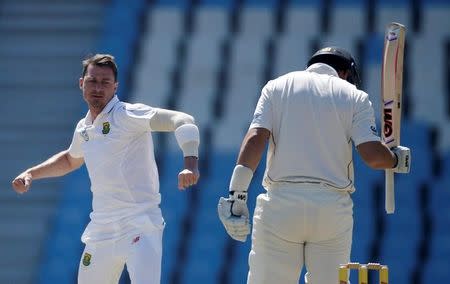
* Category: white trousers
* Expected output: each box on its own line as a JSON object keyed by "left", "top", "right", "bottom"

{"left": 78, "top": 228, "right": 163, "bottom": 284}
{"left": 247, "top": 185, "right": 353, "bottom": 284}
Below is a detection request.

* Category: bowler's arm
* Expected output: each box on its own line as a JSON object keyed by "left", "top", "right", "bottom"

{"left": 149, "top": 109, "right": 195, "bottom": 132}
{"left": 12, "top": 150, "right": 84, "bottom": 194}
{"left": 149, "top": 109, "right": 200, "bottom": 189}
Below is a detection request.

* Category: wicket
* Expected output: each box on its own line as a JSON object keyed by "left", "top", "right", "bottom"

{"left": 339, "top": 262, "right": 388, "bottom": 284}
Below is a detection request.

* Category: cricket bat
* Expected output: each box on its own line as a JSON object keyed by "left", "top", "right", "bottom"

{"left": 381, "top": 22, "right": 406, "bottom": 214}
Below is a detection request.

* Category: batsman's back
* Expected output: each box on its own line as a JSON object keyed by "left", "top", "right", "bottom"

{"left": 260, "top": 64, "right": 378, "bottom": 190}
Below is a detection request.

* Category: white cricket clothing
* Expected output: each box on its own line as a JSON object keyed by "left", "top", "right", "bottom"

{"left": 78, "top": 229, "right": 163, "bottom": 284}
{"left": 68, "top": 96, "right": 164, "bottom": 243}
{"left": 250, "top": 63, "right": 379, "bottom": 192}
{"left": 247, "top": 185, "right": 353, "bottom": 284}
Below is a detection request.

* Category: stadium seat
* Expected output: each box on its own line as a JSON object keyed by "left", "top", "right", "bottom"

{"left": 177, "top": 34, "right": 221, "bottom": 127}
{"left": 195, "top": 3, "right": 229, "bottom": 39}
{"left": 273, "top": 34, "right": 311, "bottom": 77}
{"left": 329, "top": 0, "right": 366, "bottom": 37}
{"left": 132, "top": 35, "right": 179, "bottom": 107}
{"left": 409, "top": 36, "right": 447, "bottom": 126}
{"left": 422, "top": 0, "right": 450, "bottom": 37}
{"left": 375, "top": 0, "right": 412, "bottom": 36}
{"left": 285, "top": 0, "right": 322, "bottom": 38}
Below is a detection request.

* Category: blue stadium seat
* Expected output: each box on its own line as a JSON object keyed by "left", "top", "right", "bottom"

{"left": 154, "top": 0, "right": 190, "bottom": 7}
{"left": 329, "top": 0, "right": 366, "bottom": 37}
{"left": 200, "top": 0, "right": 233, "bottom": 7}
{"left": 181, "top": 179, "right": 228, "bottom": 283}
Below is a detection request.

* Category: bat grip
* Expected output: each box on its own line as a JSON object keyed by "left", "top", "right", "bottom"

{"left": 385, "top": 169, "right": 395, "bottom": 214}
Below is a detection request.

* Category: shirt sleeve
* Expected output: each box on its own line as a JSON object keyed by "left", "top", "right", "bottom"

{"left": 351, "top": 91, "right": 380, "bottom": 146}
{"left": 68, "top": 121, "right": 84, "bottom": 158}
{"left": 249, "top": 81, "right": 274, "bottom": 131}
{"left": 119, "top": 103, "right": 157, "bottom": 132}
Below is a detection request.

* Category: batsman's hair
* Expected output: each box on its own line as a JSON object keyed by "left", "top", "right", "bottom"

{"left": 82, "top": 54, "right": 118, "bottom": 82}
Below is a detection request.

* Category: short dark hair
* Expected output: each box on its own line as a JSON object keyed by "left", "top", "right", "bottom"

{"left": 82, "top": 54, "right": 118, "bottom": 81}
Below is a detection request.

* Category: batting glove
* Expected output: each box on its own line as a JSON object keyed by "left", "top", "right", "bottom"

{"left": 218, "top": 191, "right": 250, "bottom": 242}
{"left": 391, "top": 146, "right": 411, "bottom": 173}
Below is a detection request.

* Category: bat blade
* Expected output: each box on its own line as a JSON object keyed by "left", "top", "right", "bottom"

{"left": 381, "top": 22, "right": 406, "bottom": 214}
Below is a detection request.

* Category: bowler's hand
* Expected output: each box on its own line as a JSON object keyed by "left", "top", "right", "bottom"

{"left": 12, "top": 172, "right": 32, "bottom": 194}
{"left": 178, "top": 168, "right": 200, "bottom": 190}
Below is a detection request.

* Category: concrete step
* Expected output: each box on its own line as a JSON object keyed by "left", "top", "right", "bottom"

{"left": 0, "top": 181, "right": 61, "bottom": 202}
{"left": 0, "top": 203, "right": 56, "bottom": 219}
{"left": 0, "top": 269, "right": 35, "bottom": 284}
{"left": 1, "top": 2, "right": 103, "bottom": 16}
{"left": 0, "top": 32, "right": 97, "bottom": 54}
{"left": 0, "top": 219, "right": 50, "bottom": 243}
{"left": 0, "top": 17, "right": 101, "bottom": 33}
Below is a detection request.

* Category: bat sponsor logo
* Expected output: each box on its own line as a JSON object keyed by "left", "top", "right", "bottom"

{"left": 383, "top": 108, "right": 393, "bottom": 138}
{"left": 387, "top": 31, "right": 398, "bottom": 41}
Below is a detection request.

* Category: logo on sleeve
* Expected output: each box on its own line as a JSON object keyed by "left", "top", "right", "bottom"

{"left": 102, "top": 122, "right": 111, "bottom": 134}
{"left": 82, "top": 253, "right": 92, "bottom": 266}
{"left": 370, "top": 125, "right": 377, "bottom": 135}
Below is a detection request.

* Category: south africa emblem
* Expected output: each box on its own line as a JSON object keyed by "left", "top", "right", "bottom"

{"left": 102, "top": 122, "right": 110, "bottom": 134}
{"left": 82, "top": 253, "right": 91, "bottom": 266}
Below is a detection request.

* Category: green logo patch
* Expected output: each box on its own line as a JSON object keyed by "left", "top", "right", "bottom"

{"left": 82, "top": 252, "right": 92, "bottom": 266}
{"left": 102, "top": 122, "right": 110, "bottom": 134}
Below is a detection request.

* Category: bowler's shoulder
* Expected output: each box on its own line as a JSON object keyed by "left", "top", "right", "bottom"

{"left": 112, "top": 101, "right": 158, "bottom": 121}
{"left": 113, "top": 101, "right": 154, "bottom": 112}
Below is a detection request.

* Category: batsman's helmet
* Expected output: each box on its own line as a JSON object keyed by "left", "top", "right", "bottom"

{"left": 307, "top": 46, "right": 361, "bottom": 88}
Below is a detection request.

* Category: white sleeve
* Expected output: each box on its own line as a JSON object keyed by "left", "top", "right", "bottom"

{"left": 249, "top": 81, "right": 273, "bottom": 131}
{"left": 351, "top": 91, "right": 380, "bottom": 146}
{"left": 119, "top": 103, "right": 157, "bottom": 133}
{"left": 68, "top": 121, "right": 84, "bottom": 158}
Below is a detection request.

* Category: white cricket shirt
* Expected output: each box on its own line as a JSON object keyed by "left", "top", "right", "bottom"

{"left": 69, "top": 96, "right": 164, "bottom": 243}
{"left": 250, "top": 63, "right": 380, "bottom": 192}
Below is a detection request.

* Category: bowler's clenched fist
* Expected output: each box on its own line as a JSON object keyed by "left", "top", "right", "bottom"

{"left": 12, "top": 172, "right": 32, "bottom": 194}
{"left": 178, "top": 168, "right": 199, "bottom": 190}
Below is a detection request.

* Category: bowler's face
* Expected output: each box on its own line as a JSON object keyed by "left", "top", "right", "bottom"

{"left": 80, "top": 64, "right": 118, "bottom": 113}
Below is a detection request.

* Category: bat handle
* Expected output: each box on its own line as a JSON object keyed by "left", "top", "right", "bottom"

{"left": 385, "top": 169, "right": 395, "bottom": 214}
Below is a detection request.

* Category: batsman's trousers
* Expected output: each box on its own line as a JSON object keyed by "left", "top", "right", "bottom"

{"left": 247, "top": 184, "right": 353, "bottom": 284}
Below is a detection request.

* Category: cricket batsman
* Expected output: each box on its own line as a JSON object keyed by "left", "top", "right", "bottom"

{"left": 218, "top": 47, "right": 411, "bottom": 283}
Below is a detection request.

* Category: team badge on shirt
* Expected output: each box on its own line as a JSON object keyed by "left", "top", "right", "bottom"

{"left": 82, "top": 252, "right": 92, "bottom": 266}
{"left": 102, "top": 122, "right": 110, "bottom": 134}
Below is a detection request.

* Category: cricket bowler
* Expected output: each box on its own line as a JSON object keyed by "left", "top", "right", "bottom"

{"left": 12, "top": 54, "right": 200, "bottom": 284}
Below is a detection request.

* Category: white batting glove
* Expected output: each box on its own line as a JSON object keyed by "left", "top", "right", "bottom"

{"left": 218, "top": 191, "right": 250, "bottom": 242}
{"left": 391, "top": 146, "right": 411, "bottom": 173}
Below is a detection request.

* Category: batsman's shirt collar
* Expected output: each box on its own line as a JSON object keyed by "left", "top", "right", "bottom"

{"left": 306, "top": 63, "right": 339, "bottom": 77}
{"left": 85, "top": 95, "right": 120, "bottom": 125}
